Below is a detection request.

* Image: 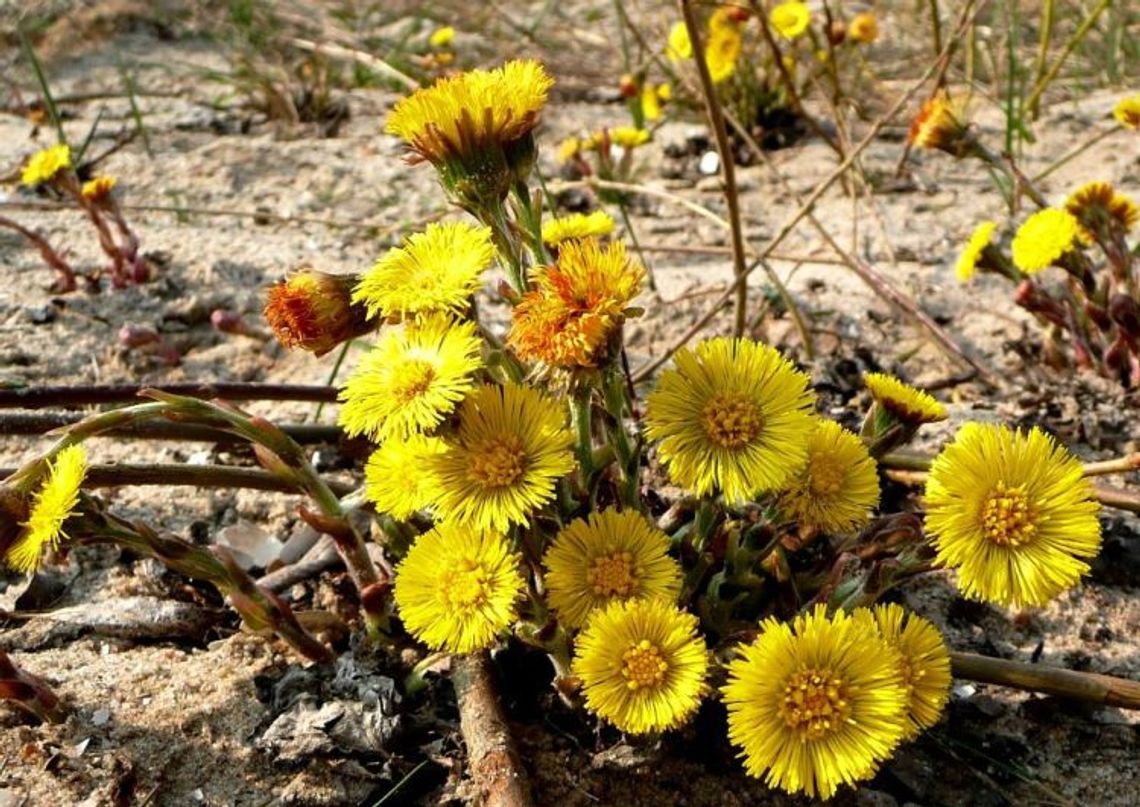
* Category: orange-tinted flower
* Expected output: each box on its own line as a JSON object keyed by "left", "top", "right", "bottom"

{"left": 908, "top": 93, "right": 971, "bottom": 157}
{"left": 264, "top": 269, "right": 375, "bottom": 356}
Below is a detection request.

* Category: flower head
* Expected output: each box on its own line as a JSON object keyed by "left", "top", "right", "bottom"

{"left": 869, "top": 604, "right": 951, "bottom": 739}
{"left": 541, "top": 211, "right": 616, "bottom": 247}
{"left": 722, "top": 605, "right": 909, "bottom": 800}
{"left": 265, "top": 269, "right": 374, "bottom": 356}
{"left": 80, "top": 175, "right": 117, "bottom": 205}
{"left": 573, "top": 598, "right": 708, "bottom": 734}
{"left": 955, "top": 220, "right": 998, "bottom": 282}
{"left": 394, "top": 523, "right": 524, "bottom": 653}
{"left": 908, "top": 93, "right": 971, "bottom": 156}
{"left": 431, "top": 383, "right": 575, "bottom": 531}
{"left": 706, "top": 23, "right": 742, "bottom": 83}
{"left": 924, "top": 423, "right": 1102, "bottom": 607}
{"left": 364, "top": 434, "right": 446, "bottom": 520}
{"left": 848, "top": 12, "right": 878, "bottom": 43}
{"left": 585, "top": 126, "right": 651, "bottom": 151}
{"left": 338, "top": 314, "right": 482, "bottom": 442}
{"left": 1113, "top": 95, "right": 1140, "bottom": 129}
{"left": 1011, "top": 208, "right": 1080, "bottom": 274}
{"left": 777, "top": 419, "right": 880, "bottom": 534}
{"left": 544, "top": 509, "right": 682, "bottom": 629}
{"left": 386, "top": 60, "right": 553, "bottom": 208}
{"left": 556, "top": 137, "right": 582, "bottom": 163}
{"left": 21, "top": 144, "right": 71, "bottom": 187}
{"left": 7, "top": 445, "right": 88, "bottom": 573}
{"left": 508, "top": 238, "right": 644, "bottom": 369}
{"left": 354, "top": 221, "right": 494, "bottom": 320}
{"left": 645, "top": 337, "right": 816, "bottom": 502}
{"left": 640, "top": 84, "right": 663, "bottom": 121}
{"left": 770, "top": 2, "right": 811, "bottom": 40}
{"left": 666, "top": 21, "right": 693, "bottom": 62}
{"left": 864, "top": 372, "right": 947, "bottom": 426}
{"left": 429, "top": 25, "right": 455, "bottom": 48}
{"left": 1064, "top": 181, "right": 1138, "bottom": 241}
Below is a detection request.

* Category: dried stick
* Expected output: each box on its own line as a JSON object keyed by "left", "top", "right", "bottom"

{"left": 288, "top": 37, "right": 418, "bottom": 91}
{"left": 952, "top": 651, "right": 1140, "bottom": 709}
{"left": 0, "top": 382, "right": 338, "bottom": 409}
{"left": 0, "top": 411, "right": 343, "bottom": 444}
{"left": 679, "top": 0, "right": 748, "bottom": 338}
{"left": 453, "top": 653, "right": 535, "bottom": 807}
{"left": 0, "top": 213, "right": 77, "bottom": 291}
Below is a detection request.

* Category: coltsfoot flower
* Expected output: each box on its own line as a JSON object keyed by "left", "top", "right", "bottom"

{"left": 706, "top": 21, "right": 742, "bottom": 83}
{"left": 908, "top": 93, "right": 971, "bottom": 157}
{"left": 354, "top": 221, "right": 495, "bottom": 320}
{"left": 544, "top": 509, "right": 682, "bottom": 629}
{"left": 1113, "top": 95, "right": 1140, "bottom": 129}
{"left": 573, "top": 598, "right": 708, "bottom": 734}
{"left": 955, "top": 220, "right": 997, "bottom": 282}
{"left": 540, "top": 211, "right": 615, "bottom": 247}
{"left": 431, "top": 383, "right": 575, "bottom": 531}
{"left": 1010, "top": 208, "right": 1081, "bottom": 274}
{"left": 1064, "top": 180, "right": 1138, "bottom": 241}
{"left": 364, "top": 434, "right": 446, "bottom": 520}
{"left": 6, "top": 445, "right": 88, "bottom": 573}
{"left": 777, "top": 419, "right": 880, "bottom": 534}
{"left": 666, "top": 21, "right": 693, "bottom": 62}
{"left": 80, "top": 175, "right": 117, "bottom": 205}
{"left": 722, "top": 605, "right": 909, "bottom": 799}
{"left": 923, "top": 422, "right": 1102, "bottom": 607}
{"left": 21, "top": 144, "right": 71, "bottom": 187}
{"left": 848, "top": 12, "right": 878, "bottom": 43}
{"left": 265, "top": 269, "right": 374, "bottom": 356}
{"left": 508, "top": 238, "right": 644, "bottom": 369}
{"left": 645, "top": 337, "right": 816, "bottom": 502}
{"left": 770, "top": 1, "right": 811, "bottom": 40}
{"left": 338, "top": 314, "right": 482, "bottom": 442}
{"left": 393, "top": 523, "right": 524, "bottom": 653}
{"left": 864, "top": 372, "right": 947, "bottom": 427}
{"left": 585, "top": 126, "right": 651, "bottom": 151}
{"left": 869, "top": 604, "right": 952, "bottom": 739}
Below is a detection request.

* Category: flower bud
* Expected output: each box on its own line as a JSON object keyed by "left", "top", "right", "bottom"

{"left": 618, "top": 73, "right": 638, "bottom": 99}
{"left": 263, "top": 269, "right": 375, "bottom": 356}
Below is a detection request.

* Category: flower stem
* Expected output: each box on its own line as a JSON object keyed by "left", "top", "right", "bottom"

{"left": 951, "top": 651, "right": 1140, "bottom": 709}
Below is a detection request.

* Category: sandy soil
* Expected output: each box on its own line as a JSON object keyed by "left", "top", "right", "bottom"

{"left": 1, "top": 2, "right": 1138, "bottom": 805}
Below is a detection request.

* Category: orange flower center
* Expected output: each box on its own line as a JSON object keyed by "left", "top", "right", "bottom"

{"left": 701, "top": 393, "right": 763, "bottom": 449}
{"left": 778, "top": 668, "right": 850, "bottom": 740}
{"left": 808, "top": 457, "right": 845, "bottom": 498}
{"left": 442, "top": 557, "right": 492, "bottom": 615}
{"left": 587, "top": 552, "right": 636, "bottom": 597}
{"left": 621, "top": 639, "right": 668, "bottom": 691}
{"left": 469, "top": 434, "right": 527, "bottom": 489}
{"left": 981, "top": 481, "right": 1037, "bottom": 547}
{"left": 391, "top": 359, "right": 437, "bottom": 404}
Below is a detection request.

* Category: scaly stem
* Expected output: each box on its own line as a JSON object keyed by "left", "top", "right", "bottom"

{"left": 570, "top": 387, "right": 595, "bottom": 487}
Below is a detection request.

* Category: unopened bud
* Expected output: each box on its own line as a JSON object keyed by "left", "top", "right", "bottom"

{"left": 618, "top": 74, "right": 638, "bottom": 98}
{"left": 211, "top": 308, "right": 262, "bottom": 338}
{"left": 827, "top": 20, "right": 847, "bottom": 46}
{"left": 263, "top": 269, "right": 375, "bottom": 356}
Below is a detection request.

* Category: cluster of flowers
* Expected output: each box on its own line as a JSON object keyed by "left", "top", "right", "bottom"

{"left": 8, "top": 144, "right": 143, "bottom": 291}
{"left": 912, "top": 92, "right": 1140, "bottom": 385}
{"left": 253, "top": 56, "right": 1106, "bottom": 799}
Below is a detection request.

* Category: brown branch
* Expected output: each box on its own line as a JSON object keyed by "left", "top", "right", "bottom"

{"left": 951, "top": 651, "right": 1140, "bottom": 709}
{"left": 0, "top": 383, "right": 338, "bottom": 410}
{"left": 0, "top": 410, "right": 343, "bottom": 444}
{"left": 453, "top": 653, "right": 534, "bottom": 807}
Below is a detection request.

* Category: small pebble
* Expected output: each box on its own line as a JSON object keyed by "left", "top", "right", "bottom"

{"left": 698, "top": 150, "right": 720, "bottom": 175}
{"left": 92, "top": 709, "right": 111, "bottom": 727}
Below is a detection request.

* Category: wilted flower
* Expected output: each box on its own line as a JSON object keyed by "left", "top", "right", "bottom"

{"left": 908, "top": 93, "right": 972, "bottom": 157}
{"left": 264, "top": 269, "right": 375, "bottom": 356}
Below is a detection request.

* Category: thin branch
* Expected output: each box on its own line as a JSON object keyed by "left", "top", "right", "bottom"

{"left": 0, "top": 383, "right": 338, "bottom": 410}
{"left": 0, "top": 411, "right": 344, "bottom": 444}
{"left": 288, "top": 37, "right": 418, "bottom": 92}
{"left": 952, "top": 651, "right": 1140, "bottom": 709}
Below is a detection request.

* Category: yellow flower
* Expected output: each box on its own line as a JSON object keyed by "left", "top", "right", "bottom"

{"left": 869, "top": 604, "right": 951, "bottom": 739}
{"left": 556, "top": 136, "right": 581, "bottom": 163}
{"left": 393, "top": 523, "right": 524, "bottom": 653}
{"left": 705, "top": 24, "right": 742, "bottom": 84}
{"left": 573, "top": 598, "right": 708, "bottom": 734}
{"left": 924, "top": 422, "right": 1102, "bottom": 607}
{"left": 429, "top": 25, "right": 455, "bottom": 48}
{"left": 430, "top": 383, "right": 575, "bottom": 531}
{"left": 1064, "top": 180, "right": 1139, "bottom": 240}
{"left": 544, "top": 509, "right": 682, "bottom": 629}
{"left": 640, "top": 84, "right": 662, "bottom": 121}
{"left": 657, "top": 83, "right": 672, "bottom": 102}
{"left": 265, "top": 269, "right": 374, "bottom": 356}
{"left": 1113, "top": 94, "right": 1140, "bottom": 129}
{"left": 80, "top": 175, "right": 117, "bottom": 203}
{"left": 722, "top": 605, "right": 909, "bottom": 800}
{"left": 338, "top": 314, "right": 483, "bottom": 442}
{"left": 666, "top": 21, "right": 693, "bottom": 62}
{"left": 540, "top": 211, "right": 616, "bottom": 246}
{"left": 645, "top": 337, "right": 816, "bottom": 502}
{"left": 864, "top": 372, "right": 947, "bottom": 426}
{"left": 21, "top": 144, "right": 71, "bottom": 187}
{"left": 908, "top": 93, "right": 970, "bottom": 156}
{"left": 1011, "top": 208, "right": 1080, "bottom": 274}
{"left": 770, "top": 1, "right": 811, "bottom": 40}
{"left": 848, "top": 12, "right": 878, "bottom": 43}
{"left": 955, "top": 220, "right": 997, "bottom": 283}
{"left": 508, "top": 238, "right": 643, "bottom": 368}
{"left": 354, "top": 222, "right": 494, "bottom": 320}
{"left": 777, "top": 419, "right": 879, "bottom": 534}
{"left": 386, "top": 60, "right": 553, "bottom": 206}
{"left": 364, "top": 434, "right": 446, "bottom": 520}
{"left": 7, "top": 445, "right": 88, "bottom": 573}
{"left": 585, "top": 126, "right": 651, "bottom": 151}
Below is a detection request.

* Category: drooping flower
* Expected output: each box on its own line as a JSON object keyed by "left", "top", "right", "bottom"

{"left": 338, "top": 314, "right": 483, "bottom": 442}
{"left": 21, "top": 144, "right": 71, "bottom": 187}
{"left": 430, "top": 383, "right": 575, "bottom": 531}
{"left": 923, "top": 422, "right": 1102, "bottom": 607}
{"left": 540, "top": 211, "right": 616, "bottom": 247}
{"left": 1113, "top": 94, "right": 1140, "bottom": 129}
{"left": 954, "top": 220, "right": 998, "bottom": 283}
{"left": 722, "top": 605, "right": 909, "bottom": 800}
{"left": 1064, "top": 180, "right": 1138, "bottom": 241}
{"left": 385, "top": 60, "right": 554, "bottom": 208}
{"left": 666, "top": 21, "right": 693, "bottom": 62}
{"left": 353, "top": 221, "right": 494, "bottom": 320}
{"left": 770, "top": 1, "right": 812, "bottom": 40}
{"left": 364, "top": 434, "right": 446, "bottom": 520}
{"left": 848, "top": 12, "right": 878, "bottom": 43}
{"left": 544, "top": 509, "right": 682, "bottom": 629}
{"left": 573, "top": 598, "right": 708, "bottom": 734}
{"left": 508, "top": 237, "right": 644, "bottom": 369}
{"left": 908, "top": 93, "right": 971, "bottom": 157}
{"left": 1010, "top": 208, "right": 1081, "bottom": 274}
{"left": 80, "top": 175, "right": 117, "bottom": 204}
{"left": 6, "top": 445, "right": 88, "bottom": 573}
{"left": 265, "top": 269, "right": 374, "bottom": 356}
{"left": 393, "top": 523, "right": 524, "bottom": 653}
{"left": 777, "top": 419, "right": 880, "bottom": 534}
{"left": 869, "top": 604, "right": 952, "bottom": 739}
{"left": 645, "top": 337, "right": 816, "bottom": 502}
{"left": 864, "top": 372, "right": 947, "bottom": 427}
